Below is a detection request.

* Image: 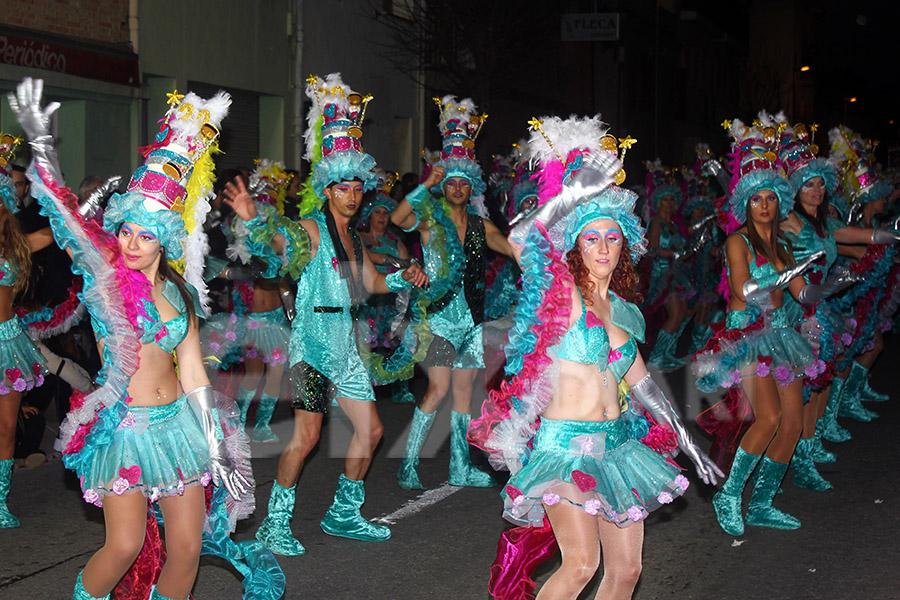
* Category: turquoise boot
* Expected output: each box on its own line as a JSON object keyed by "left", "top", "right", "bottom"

{"left": 839, "top": 363, "right": 879, "bottom": 422}
{"left": 320, "top": 475, "right": 391, "bottom": 541}
{"left": 810, "top": 419, "right": 837, "bottom": 464}
{"left": 398, "top": 407, "right": 435, "bottom": 490}
{"left": 711, "top": 447, "right": 761, "bottom": 536}
{"left": 149, "top": 586, "right": 185, "bottom": 600}
{"left": 647, "top": 329, "right": 686, "bottom": 371}
{"left": 0, "top": 459, "right": 18, "bottom": 528}
{"left": 391, "top": 380, "right": 416, "bottom": 403}
{"left": 822, "top": 377, "right": 852, "bottom": 443}
{"left": 790, "top": 438, "right": 833, "bottom": 491}
{"left": 255, "top": 482, "right": 305, "bottom": 556}
{"left": 687, "top": 322, "right": 713, "bottom": 355}
{"left": 745, "top": 457, "right": 801, "bottom": 530}
{"left": 235, "top": 385, "right": 256, "bottom": 427}
{"left": 855, "top": 362, "right": 890, "bottom": 402}
{"left": 73, "top": 572, "right": 110, "bottom": 600}
{"left": 252, "top": 392, "right": 280, "bottom": 443}
{"left": 448, "top": 411, "right": 494, "bottom": 487}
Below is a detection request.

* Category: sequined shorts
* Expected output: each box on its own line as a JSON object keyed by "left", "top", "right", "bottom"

{"left": 287, "top": 358, "right": 376, "bottom": 413}
{"left": 422, "top": 325, "right": 484, "bottom": 370}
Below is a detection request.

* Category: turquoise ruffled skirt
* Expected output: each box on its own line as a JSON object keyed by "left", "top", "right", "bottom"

{"left": 245, "top": 308, "right": 290, "bottom": 365}
{"left": 80, "top": 395, "right": 212, "bottom": 505}
{"left": 0, "top": 316, "right": 46, "bottom": 394}
{"left": 693, "top": 306, "right": 821, "bottom": 393}
{"left": 502, "top": 417, "right": 688, "bottom": 528}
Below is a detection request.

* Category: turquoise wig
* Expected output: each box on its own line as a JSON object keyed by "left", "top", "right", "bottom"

{"left": 103, "top": 192, "right": 187, "bottom": 259}
{"left": 564, "top": 186, "right": 647, "bottom": 258}
{"left": 726, "top": 169, "right": 793, "bottom": 224}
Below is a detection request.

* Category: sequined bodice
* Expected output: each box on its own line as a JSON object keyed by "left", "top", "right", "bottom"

{"left": 783, "top": 215, "right": 841, "bottom": 283}
{"left": 0, "top": 258, "right": 16, "bottom": 287}
{"left": 553, "top": 292, "right": 644, "bottom": 383}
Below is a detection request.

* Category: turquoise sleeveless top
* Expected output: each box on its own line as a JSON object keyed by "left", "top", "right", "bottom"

{"left": 367, "top": 233, "right": 401, "bottom": 275}
{"left": 0, "top": 258, "right": 16, "bottom": 286}
{"left": 782, "top": 215, "right": 842, "bottom": 284}
{"left": 725, "top": 233, "right": 788, "bottom": 330}
{"left": 553, "top": 291, "right": 645, "bottom": 383}
{"left": 289, "top": 210, "right": 363, "bottom": 371}
{"left": 92, "top": 280, "right": 203, "bottom": 353}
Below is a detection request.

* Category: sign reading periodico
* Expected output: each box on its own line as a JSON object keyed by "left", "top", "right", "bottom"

{"left": 560, "top": 13, "right": 620, "bottom": 42}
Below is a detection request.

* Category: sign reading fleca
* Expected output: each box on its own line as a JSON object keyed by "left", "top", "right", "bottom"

{"left": 561, "top": 13, "right": 620, "bottom": 42}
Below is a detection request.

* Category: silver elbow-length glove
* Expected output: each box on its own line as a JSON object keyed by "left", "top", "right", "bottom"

{"left": 742, "top": 249, "right": 825, "bottom": 306}
{"left": 798, "top": 265, "right": 863, "bottom": 305}
{"left": 630, "top": 374, "right": 724, "bottom": 486}
{"left": 508, "top": 151, "right": 621, "bottom": 245}
{"left": 872, "top": 228, "right": 900, "bottom": 244}
{"left": 8, "top": 78, "right": 65, "bottom": 186}
{"left": 187, "top": 385, "right": 249, "bottom": 500}
{"left": 78, "top": 175, "right": 122, "bottom": 220}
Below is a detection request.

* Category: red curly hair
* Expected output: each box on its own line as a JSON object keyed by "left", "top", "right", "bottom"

{"left": 566, "top": 240, "right": 643, "bottom": 305}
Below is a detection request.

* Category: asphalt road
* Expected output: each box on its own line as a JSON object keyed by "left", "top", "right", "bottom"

{"left": 1, "top": 339, "right": 898, "bottom": 599}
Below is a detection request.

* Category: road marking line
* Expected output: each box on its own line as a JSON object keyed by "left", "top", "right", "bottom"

{"left": 373, "top": 483, "right": 462, "bottom": 524}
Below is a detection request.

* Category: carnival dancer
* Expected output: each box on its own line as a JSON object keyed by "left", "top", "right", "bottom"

{"left": 683, "top": 144, "right": 724, "bottom": 355}
{"left": 694, "top": 115, "right": 824, "bottom": 536}
{"left": 9, "top": 79, "right": 286, "bottom": 600}
{"left": 228, "top": 159, "right": 292, "bottom": 442}
{"left": 391, "top": 95, "right": 517, "bottom": 491}
{"left": 224, "top": 73, "right": 428, "bottom": 556}
{"left": 356, "top": 171, "right": 416, "bottom": 403}
{"left": 643, "top": 160, "right": 692, "bottom": 370}
{"left": 469, "top": 115, "right": 721, "bottom": 600}
{"left": 775, "top": 118, "right": 877, "bottom": 490}
{"left": 0, "top": 132, "right": 46, "bottom": 529}
{"left": 823, "top": 126, "right": 900, "bottom": 431}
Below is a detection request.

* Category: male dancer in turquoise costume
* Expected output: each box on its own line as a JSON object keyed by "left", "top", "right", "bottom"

{"left": 391, "top": 96, "right": 516, "bottom": 490}
{"left": 224, "top": 73, "right": 428, "bottom": 556}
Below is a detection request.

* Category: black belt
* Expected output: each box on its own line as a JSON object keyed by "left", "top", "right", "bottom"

{"left": 313, "top": 306, "right": 343, "bottom": 313}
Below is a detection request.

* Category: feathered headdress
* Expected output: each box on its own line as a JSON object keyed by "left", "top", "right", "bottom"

{"left": 776, "top": 118, "right": 837, "bottom": 195}
{"left": 248, "top": 158, "right": 290, "bottom": 215}
{"left": 828, "top": 125, "right": 891, "bottom": 205}
{"left": 299, "top": 73, "right": 377, "bottom": 216}
{"left": 431, "top": 95, "right": 489, "bottom": 216}
{"left": 721, "top": 111, "right": 792, "bottom": 224}
{"left": 0, "top": 133, "right": 23, "bottom": 213}
{"left": 358, "top": 168, "right": 398, "bottom": 226}
{"left": 103, "top": 89, "right": 229, "bottom": 311}
{"left": 643, "top": 158, "right": 682, "bottom": 211}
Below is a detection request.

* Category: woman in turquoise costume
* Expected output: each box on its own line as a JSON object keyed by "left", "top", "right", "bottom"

{"left": 0, "top": 133, "right": 46, "bottom": 529}
{"left": 470, "top": 115, "right": 721, "bottom": 600}
{"left": 694, "top": 115, "right": 823, "bottom": 537}
{"left": 775, "top": 118, "right": 884, "bottom": 491}
{"left": 227, "top": 159, "right": 292, "bottom": 443}
{"left": 643, "top": 160, "right": 692, "bottom": 370}
{"left": 819, "top": 126, "right": 900, "bottom": 438}
{"left": 10, "top": 79, "right": 282, "bottom": 600}
{"left": 356, "top": 176, "right": 416, "bottom": 403}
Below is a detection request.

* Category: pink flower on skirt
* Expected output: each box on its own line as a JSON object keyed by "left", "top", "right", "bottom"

{"left": 756, "top": 362, "right": 770, "bottom": 378}
{"left": 841, "top": 333, "right": 853, "bottom": 346}
{"left": 13, "top": 379, "right": 26, "bottom": 392}
{"left": 225, "top": 331, "right": 237, "bottom": 341}
{"left": 82, "top": 488, "right": 100, "bottom": 504}
{"left": 674, "top": 475, "right": 690, "bottom": 489}
{"left": 248, "top": 320, "right": 259, "bottom": 330}
{"left": 542, "top": 493, "right": 560, "bottom": 506}
{"left": 176, "top": 479, "right": 185, "bottom": 495}
{"left": 657, "top": 491, "right": 674, "bottom": 504}
{"left": 774, "top": 365, "right": 792, "bottom": 386}
{"left": 729, "top": 370, "right": 742, "bottom": 387}
{"left": 584, "top": 499, "right": 602, "bottom": 515}
{"left": 627, "top": 506, "right": 645, "bottom": 521}
{"left": 112, "top": 477, "right": 130, "bottom": 495}
{"left": 149, "top": 487, "right": 161, "bottom": 502}
{"left": 210, "top": 342, "right": 220, "bottom": 352}
{"left": 200, "top": 471, "right": 212, "bottom": 487}
{"left": 246, "top": 348, "right": 258, "bottom": 359}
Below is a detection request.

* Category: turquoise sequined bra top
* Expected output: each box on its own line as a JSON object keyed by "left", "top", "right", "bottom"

{"left": 553, "top": 291, "right": 645, "bottom": 383}
{"left": 92, "top": 279, "right": 202, "bottom": 354}
{"left": 725, "top": 233, "right": 788, "bottom": 330}
{"left": 0, "top": 258, "right": 16, "bottom": 287}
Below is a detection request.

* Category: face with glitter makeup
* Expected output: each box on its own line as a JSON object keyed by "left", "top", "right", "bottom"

{"left": 324, "top": 180, "right": 365, "bottom": 218}
{"left": 578, "top": 219, "right": 623, "bottom": 280}
{"left": 798, "top": 176, "right": 826, "bottom": 212}
{"left": 443, "top": 177, "right": 472, "bottom": 206}
{"left": 118, "top": 222, "right": 162, "bottom": 273}
{"left": 748, "top": 189, "right": 778, "bottom": 225}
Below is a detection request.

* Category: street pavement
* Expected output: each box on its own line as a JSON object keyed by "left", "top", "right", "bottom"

{"left": 1, "top": 339, "right": 898, "bottom": 599}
